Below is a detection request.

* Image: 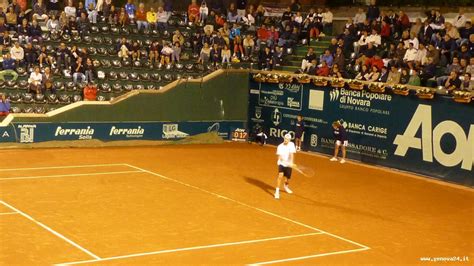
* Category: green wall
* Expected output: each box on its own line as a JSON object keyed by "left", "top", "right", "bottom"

{"left": 14, "top": 71, "right": 249, "bottom": 123}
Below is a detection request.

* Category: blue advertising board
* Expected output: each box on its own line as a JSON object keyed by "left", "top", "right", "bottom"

{"left": 248, "top": 78, "right": 474, "bottom": 187}
{"left": 3, "top": 121, "right": 245, "bottom": 143}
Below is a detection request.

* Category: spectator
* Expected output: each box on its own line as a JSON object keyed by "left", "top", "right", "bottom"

{"left": 160, "top": 42, "right": 173, "bottom": 64}
{"left": 367, "top": 28, "right": 382, "bottom": 48}
{"left": 118, "top": 7, "right": 129, "bottom": 27}
{"left": 366, "top": 65, "right": 380, "bottom": 82}
{"left": 459, "top": 22, "right": 473, "bottom": 46}
{"left": 317, "top": 60, "right": 329, "bottom": 76}
{"left": 255, "top": 4, "right": 265, "bottom": 26}
{"left": 399, "top": 68, "right": 410, "bottom": 84}
{"left": 460, "top": 73, "right": 472, "bottom": 91}
{"left": 2, "top": 53, "right": 16, "bottom": 70}
{"left": 258, "top": 46, "right": 272, "bottom": 70}
{"left": 366, "top": 0, "right": 379, "bottom": 22}
{"left": 24, "top": 43, "right": 37, "bottom": 68}
{"left": 77, "top": 12, "right": 90, "bottom": 37}
{"left": 47, "top": 13, "right": 60, "bottom": 32}
{"left": 378, "top": 66, "right": 389, "bottom": 82}
{"left": 76, "top": 2, "right": 87, "bottom": 17}
{"left": 199, "top": 1, "right": 208, "bottom": 25}
{"left": 83, "top": 82, "right": 97, "bottom": 101}
{"left": 300, "top": 47, "right": 315, "bottom": 72}
{"left": 10, "top": 42, "right": 24, "bottom": 65}
{"left": 322, "top": 7, "right": 333, "bottom": 35}
{"left": 42, "top": 66, "right": 54, "bottom": 94}
{"left": 0, "top": 93, "right": 10, "bottom": 116}
{"left": 256, "top": 25, "right": 270, "bottom": 49}
{"left": 408, "top": 69, "right": 421, "bottom": 86}
{"left": 64, "top": 0, "right": 77, "bottom": 18}
{"left": 289, "top": 0, "right": 300, "bottom": 12}
{"left": 187, "top": 0, "right": 200, "bottom": 24}
{"left": 354, "top": 8, "right": 366, "bottom": 27}
{"left": 9, "top": 0, "right": 22, "bottom": 15}
{"left": 355, "top": 64, "right": 369, "bottom": 80}
{"left": 320, "top": 49, "right": 333, "bottom": 67}
{"left": 32, "top": 0, "right": 49, "bottom": 21}
{"left": 5, "top": 7, "right": 17, "bottom": 30}
{"left": 84, "top": 58, "right": 96, "bottom": 83}
{"left": 410, "top": 18, "right": 422, "bottom": 40}
{"left": 444, "top": 70, "right": 461, "bottom": 91}
{"left": 243, "top": 34, "right": 254, "bottom": 56}
{"left": 426, "top": 43, "right": 440, "bottom": 65}
{"left": 172, "top": 30, "right": 184, "bottom": 46}
{"left": 71, "top": 57, "right": 85, "bottom": 84}
{"left": 330, "top": 63, "right": 343, "bottom": 78}
{"left": 273, "top": 46, "right": 284, "bottom": 68}
{"left": 420, "top": 19, "right": 433, "bottom": 45}
{"left": 148, "top": 40, "right": 160, "bottom": 63}
{"left": 236, "top": 0, "right": 247, "bottom": 19}
{"left": 125, "top": 0, "right": 136, "bottom": 23}
{"left": 227, "top": 3, "right": 239, "bottom": 23}
{"left": 17, "top": 18, "right": 29, "bottom": 44}
{"left": 233, "top": 35, "right": 243, "bottom": 58}
{"left": 1, "top": 31, "right": 12, "bottom": 47}
{"left": 156, "top": 6, "right": 168, "bottom": 31}
{"left": 210, "top": 43, "right": 221, "bottom": 65}
{"left": 198, "top": 42, "right": 211, "bottom": 64}
{"left": 221, "top": 44, "right": 230, "bottom": 64}
{"left": 135, "top": 3, "right": 147, "bottom": 30}
{"left": 130, "top": 40, "right": 141, "bottom": 61}
{"left": 416, "top": 43, "right": 428, "bottom": 66}
{"left": 403, "top": 42, "right": 418, "bottom": 69}
{"left": 38, "top": 46, "right": 54, "bottom": 68}
{"left": 445, "top": 22, "right": 460, "bottom": 41}
{"left": 333, "top": 47, "right": 345, "bottom": 69}
{"left": 86, "top": 0, "right": 99, "bottom": 24}
{"left": 380, "top": 20, "right": 391, "bottom": 44}
{"left": 28, "top": 66, "right": 43, "bottom": 94}
{"left": 172, "top": 42, "right": 181, "bottom": 63}
{"left": 420, "top": 57, "right": 436, "bottom": 85}
{"left": 453, "top": 8, "right": 466, "bottom": 29}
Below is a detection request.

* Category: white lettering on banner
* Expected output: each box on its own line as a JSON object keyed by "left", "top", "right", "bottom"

{"left": 109, "top": 126, "right": 144, "bottom": 137}
{"left": 394, "top": 104, "right": 473, "bottom": 170}
{"left": 2, "top": 131, "right": 9, "bottom": 138}
{"left": 269, "top": 128, "right": 295, "bottom": 139}
{"left": 55, "top": 126, "right": 94, "bottom": 139}
{"left": 330, "top": 88, "right": 392, "bottom": 115}
{"left": 162, "top": 124, "right": 189, "bottom": 139}
{"left": 18, "top": 125, "right": 36, "bottom": 143}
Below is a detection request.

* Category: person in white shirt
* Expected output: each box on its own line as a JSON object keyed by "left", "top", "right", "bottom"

{"left": 322, "top": 7, "right": 333, "bottom": 34}
{"left": 354, "top": 8, "right": 366, "bottom": 25}
{"left": 367, "top": 28, "right": 381, "bottom": 47}
{"left": 64, "top": 0, "right": 77, "bottom": 18}
{"left": 274, "top": 134, "right": 296, "bottom": 199}
{"left": 416, "top": 43, "right": 427, "bottom": 66}
{"left": 28, "top": 66, "right": 43, "bottom": 94}
{"left": 199, "top": 1, "right": 208, "bottom": 25}
{"left": 408, "top": 32, "right": 419, "bottom": 50}
{"left": 453, "top": 9, "right": 466, "bottom": 29}
{"left": 403, "top": 42, "right": 418, "bottom": 69}
{"left": 10, "top": 42, "right": 24, "bottom": 63}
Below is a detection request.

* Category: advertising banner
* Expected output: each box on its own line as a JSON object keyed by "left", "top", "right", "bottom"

{"left": 4, "top": 121, "right": 245, "bottom": 143}
{"left": 248, "top": 78, "right": 474, "bottom": 186}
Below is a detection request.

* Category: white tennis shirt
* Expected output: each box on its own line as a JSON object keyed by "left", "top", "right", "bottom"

{"left": 276, "top": 142, "right": 296, "bottom": 167}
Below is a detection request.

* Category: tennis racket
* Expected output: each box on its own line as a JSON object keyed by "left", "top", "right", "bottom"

{"left": 292, "top": 164, "right": 315, "bottom": 177}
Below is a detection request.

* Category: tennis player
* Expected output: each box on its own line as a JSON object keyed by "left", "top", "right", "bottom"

{"left": 330, "top": 120, "right": 348, "bottom": 164}
{"left": 294, "top": 114, "right": 305, "bottom": 151}
{"left": 275, "top": 133, "right": 296, "bottom": 199}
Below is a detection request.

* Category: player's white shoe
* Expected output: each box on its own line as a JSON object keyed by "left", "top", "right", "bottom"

{"left": 340, "top": 159, "right": 346, "bottom": 164}
{"left": 330, "top": 157, "right": 338, "bottom": 162}
{"left": 284, "top": 185, "right": 293, "bottom": 194}
{"left": 274, "top": 191, "right": 280, "bottom": 199}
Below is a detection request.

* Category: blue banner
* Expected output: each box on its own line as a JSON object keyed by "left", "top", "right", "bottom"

{"left": 4, "top": 121, "right": 245, "bottom": 143}
{"left": 248, "top": 78, "right": 474, "bottom": 187}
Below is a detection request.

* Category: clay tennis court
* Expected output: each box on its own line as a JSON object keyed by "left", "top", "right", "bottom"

{"left": 0, "top": 143, "right": 472, "bottom": 265}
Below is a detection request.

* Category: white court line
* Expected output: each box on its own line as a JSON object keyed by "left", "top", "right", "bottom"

{"left": 56, "top": 232, "right": 323, "bottom": 265}
{"left": 0, "top": 170, "right": 144, "bottom": 181}
{"left": 250, "top": 247, "right": 370, "bottom": 265}
{"left": 0, "top": 200, "right": 100, "bottom": 260}
{"left": 0, "top": 163, "right": 128, "bottom": 172}
{"left": 124, "top": 165, "right": 371, "bottom": 250}
{"left": 0, "top": 211, "right": 18, "bottom": 216}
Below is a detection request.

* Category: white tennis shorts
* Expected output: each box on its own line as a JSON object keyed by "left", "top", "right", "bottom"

{"left": 336, "top": 140, "right": 348, "bottom": 146}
